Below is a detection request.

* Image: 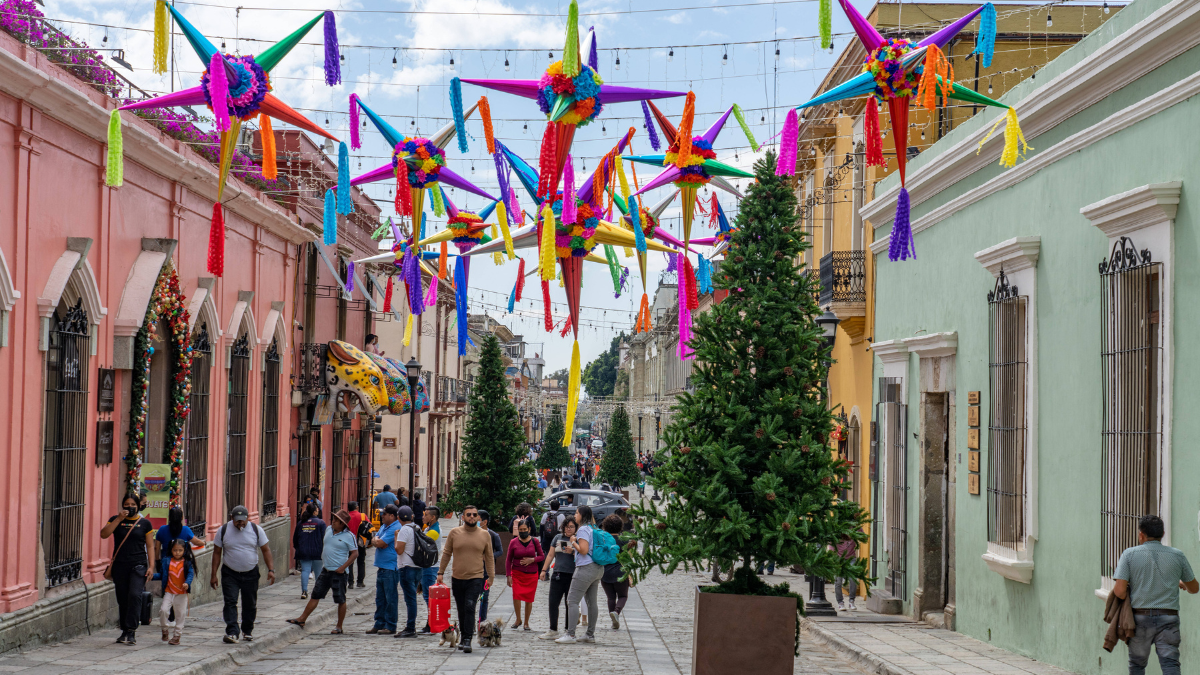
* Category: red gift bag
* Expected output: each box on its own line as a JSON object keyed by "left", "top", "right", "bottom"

{"left": 428, "top": 583, "right": 451, "bottom": 633}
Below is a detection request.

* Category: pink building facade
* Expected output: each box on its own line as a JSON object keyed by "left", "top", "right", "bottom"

{"left": 0, "top": 29, "right": 308, "bottom": 630}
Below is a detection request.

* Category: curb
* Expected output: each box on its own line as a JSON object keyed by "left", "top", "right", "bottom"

{"left": 800, "top": 618, "right": 912, "bottom": 675}
{"left": 164, "top": 584, "right": 377, "bottom": 675}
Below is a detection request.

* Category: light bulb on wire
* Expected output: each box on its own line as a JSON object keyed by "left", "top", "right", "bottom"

{"left": 392, "top": 50, "right": 398, "bottom": 69}
{"left": 667, "top": 48, "right": 674, "bottom": 62}
{"left": 449, "top": 54, "right": 455, "bottom": 71}
{"left": 504, "top": 52, "right": 510, "bottom": 71}
{"left": 615, "top": 51, "right": 621, "bottom": 70}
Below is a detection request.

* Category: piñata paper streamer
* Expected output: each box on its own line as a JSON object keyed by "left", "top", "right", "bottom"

{"left": 515, "top": 258, "right": 526, "bottom": 301}
{"left": 972, "top": 3, "right": 997, "bottom": 68}
{"left": 542, "top": 279, "right": 553, "bottom": 331}
{"left": 455, "top": 259, "right": 468, "bottom": 355}
{"left": 425, "top": 273, "right": 438, "bottom": 306}
{"left": 917, "top": 45, "right": 953, "bottom": 112}
{"left": 675, "top": 92, "right": 696, "bottom": 167}
{"left": 106, "top": 109, "right": 123, "bottom": 187}
{"left": 562, "top": 340, "right": 581, "bottom": 443}
{"left": 323, "top": 11, "right": 341, "bottom": 86}
{"left": 642, "top": 101, "right": 661, "bottom": 150}
{"left": 616, "top": 158, "right": 631, "bottom": 201}
{"left": 450, "top": 78, "right": 468, "bottom": 154}
{"left": 562, "top": 154, "right": 577, "bottom": 224}
{"left": 635, "top": 293, "right": 652, "bottom": 333}
{"left": 480, "top": 97, "right": 496, "bottom": 154}
{"left": 259, "top": 114, "right": 276, "bottom": 179}
{"left": 208, "top": 52, "right": 230, "bottom": 132}
{"left": 888, "top": 187, "right": 915, "bottom": 262}
{"left": 819, "top": 0, "right": 832, "bottom": 49}
{"left": 208, "top": 203, "right": 225, "bottom": 276}
{"left": 540, "top": 204, "right": 557, "bottom": 280}
{"left": 438, "top": 242, "right": 448, "bottom": 279}
{"left": 537, "top": 123, "right": 557, "bottom": 198}
{"left": 403, "top": 313, "right": 413, "bottom": 346}
{"left": 682, "top": 255, "right": 699, "bottom": 310}
{"left": 865, "top": 97, "right": 884, "bottom": 167}
{"left": 494, "top": 251, "right": 503, "bottom": 265}
{"left": 629, "top": 196, "right": 646, "bottom": 254}
{"left": 323, "top": 189, "right": 337, "bottom": 245}
{"left": 732, "top": 104, "right": 759, "bottom": 151}
{"left": 697, "top": 255, "right": 713, "bottom": 294}
{"left": 562, "top": 0, "right": 580, "bottom": 77}
{"left": 349, "top": 93, "right": 361, "bottom": 150}
{"left": 623, "top": 247, "right": 633, "bottom": 257}
{"left": 430, "top": 186, "right": 445, "bottom": 217}
{"left": 559, "top": 316, "right": 573, "bottom": 338}
{"left": 605, "top": 245, "right": 621, "bottom": 292}
{"left": 978, "top": 107, "right": 1031, "bottom": 168}
{"left": 497, "top": 202, "right": 516, "bottom": 259}
{"left": 508, "top": 283, "right": 517, "bottom": 313}
{"left": 383, "top": 276, "right": 394, "bottom": 312}
{"left": 153, "top": 0, "right": 169, "bottom": 75}
{"left": 346, "top": 261, "right": 356, "bottom": 294}
{"left": 336, "top": 142, "right": 354, "bottom": 214}
{"left": 777, "top": 109, "right": 799, "bottom": 176}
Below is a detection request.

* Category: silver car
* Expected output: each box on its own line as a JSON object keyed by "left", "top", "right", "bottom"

{"left": 539, "top": 489, "right": 630, "bottom": 524}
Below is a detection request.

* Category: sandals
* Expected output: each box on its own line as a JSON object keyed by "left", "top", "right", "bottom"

{"left": 511, "top": 620, "right": 523, "bottom": 630}
{"left": 286, "top": 619, "right": 306, "bottom": 628}
{"left": 330, "top": 628, "right": 344, "bottom": 635}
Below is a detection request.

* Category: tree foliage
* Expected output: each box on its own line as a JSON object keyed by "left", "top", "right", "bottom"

{"left": 440, "top": 334, "right": 540, "bottom": 528}
{"left": 582, "top": 333, "right": 624, "bottom": 397}
{"left": 598, "top": 404, "right": 638, "bottom": 487}
{"left": 537, "top": 406, "right": 572, "bottom": 471}
{"left": 624, "top": 151, "right": 870, "bottom": 594}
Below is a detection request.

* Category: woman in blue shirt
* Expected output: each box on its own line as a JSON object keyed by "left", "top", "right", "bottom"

{"left": 154, "top": 507, "right": 205, "bottom": 562}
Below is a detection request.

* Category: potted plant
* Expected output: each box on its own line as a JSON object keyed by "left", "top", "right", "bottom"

{"left": 624, "top": 150, "right": 870, "bottom": 675}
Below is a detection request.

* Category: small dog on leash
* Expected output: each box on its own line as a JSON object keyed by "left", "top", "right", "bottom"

{"left": 477, "top": 618, "right": 503, "bottom": 647}
{"left": 438, "top": 623, "right": 459, "bottom": 648}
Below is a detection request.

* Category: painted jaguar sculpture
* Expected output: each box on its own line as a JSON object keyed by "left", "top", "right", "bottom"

{"left": 325, "top": 340, "right": 389, "bottom": 415}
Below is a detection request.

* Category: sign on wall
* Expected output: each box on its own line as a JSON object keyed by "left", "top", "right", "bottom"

{"left": 98, "top": 368, "right": 115, "bottom": 412}
{"left": 96, "top": 420, "right": 114, "bottom": 465}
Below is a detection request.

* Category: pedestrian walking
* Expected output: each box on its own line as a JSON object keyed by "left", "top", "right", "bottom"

{"left": 540, "top": 500, "right": 564, "bottom": 554}
{"left": 1112, "top": 515, "right": 1198, "bottom": 675}
{"left": 436, "top": 505, "right": 495, "bottom": 654}
{"left": 347, "top": 501, "right": 368, "bottom": 588}
{"left": 287, "top": 509, "right": 359, "bottom": 634}
{"left": 305, "top": 490, "right": 323, "bottom": 518}
{"left": 834, "top": 536, "right": 858, "bottom": 611}
{"left": 509, "top": 502, "right": 536, "bottom": 537}
{"left": 367, "top": 504, "right": 401, "bottom": 635}
{"left": 210, "top": 505, "right": 275, "bottom": 643}
{"left": 476, "top": 510, "right": 503, "bottom": 624}
{"left": 154, "top": 506, "right": 205, "bottom": 562}
{"left": 556, "top": 505, "right": 604, "bottom": 644}
{"left": 538, "top": 519, "right": 577, "bottom": 640}
{"left": 419, "top": 506, "right": 443, "bottom": 634}
{"left": 599, "top": 515, "right": 634, "bottom": 629}
{"left": 373, "top": 485, "right": 398, "bottom": 511}
{"left": 156, "top": 538, "right": 195, "bottom": 645}
{"left": 292, "top": 504, "right": 325, "bottom": 599}
{"left": 411, "top": 491, "right": 427, "bottom": 527}
{"left": 394, "top": 506, "right": 421, "bottom": 638}
{"left": 506, "top": 519, "right": 545, "bottom": 630}
{"left": 100, "top": 494, "right": 154, "bottom": 645}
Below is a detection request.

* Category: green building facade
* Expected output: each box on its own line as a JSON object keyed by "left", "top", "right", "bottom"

{"left": 866, "top": 0, "right": 1200, "bottom": 671}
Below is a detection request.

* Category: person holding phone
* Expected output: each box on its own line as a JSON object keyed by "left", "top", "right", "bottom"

{"left": 100, "top": 493, "right": 155, "bottom": 645}
{"left": 537, "top": 518, "right": 578, "bottom": 640}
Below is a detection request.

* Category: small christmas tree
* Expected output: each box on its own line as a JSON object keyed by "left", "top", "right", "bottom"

{"left": 537, "top": 406, "right": 572, "bottom": 472}
{"left": 440, "top": 334, "right": 540, "bottom": 529}
{"left": 599, "top": 404, "right": 638, "bottom": 488}
{"left": 625, "top": 150, "right": 869, "bottom": 600}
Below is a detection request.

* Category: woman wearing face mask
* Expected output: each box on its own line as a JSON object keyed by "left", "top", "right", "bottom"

{"left": 100, "top": 494, "right": 156, "bottom": 645}
{"left": 505, "top": 520, "right": 545, "bottom": 630}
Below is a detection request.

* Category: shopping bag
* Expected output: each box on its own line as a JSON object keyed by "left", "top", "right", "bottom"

{"left": 428, "top": 583, "right": 451, "bottom": 633}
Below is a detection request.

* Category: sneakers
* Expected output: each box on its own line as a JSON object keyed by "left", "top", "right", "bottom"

{"left": 848, "top": 601, "right": 857, "bottom": 611}
{"left": 610, "top": 611, "right": 621, "bottom": 629}
{"left": 837, "top": 602, "right": 846, "bottom": 611}
{"left": 223, "top": 634, "right": 239, "bottom": 644}
{"left": 300, "top": 592, "right": 308, "bottom": 600}
{"left": 242, "top": 633, "right": 253, "bottom": 642}
{"left": 356, "top": 582, "right": 366, "bottom": 589}
{"left": 115, "top": 630, "right": 130, "bottom": 645}
{"left": 580, "top": 635, "right": 596, "bottom": 643}
{"left": 419, "top": 624, "right": 432, "bottom": 635}
{"left": 538, "top": 630, "right": 560, "bottom": 640}
{"left": 126, "top": 634, "right": 136, "bottom": 646}
{"left": 168, "top": 636, "right": 181, "bottom": 646}
{"left": 555, "top": 634, "right": 578, "bottom": 644}
{"left": 395, "top": 629, "right": 417, "bottom": 638}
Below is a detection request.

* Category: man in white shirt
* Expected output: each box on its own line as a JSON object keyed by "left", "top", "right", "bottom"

{"left": 209, "top": 506, "right": 275, "bottom": 643}
{"left": 394, "top": 506, "right": 421, "bottom": 638}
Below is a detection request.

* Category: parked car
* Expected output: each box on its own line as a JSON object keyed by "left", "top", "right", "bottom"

{"left": 538, "top": 489, "right": 629, "bottom": 524}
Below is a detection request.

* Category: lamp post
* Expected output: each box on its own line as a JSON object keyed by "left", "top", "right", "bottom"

{"left": 652, "top": 411, "right": 662, "bottom": 500}
{"left": 405, "top": 357, "right": 422, "bottom": 495}
{"left": 804, "top": 310, "right": 841, "bottom": 616}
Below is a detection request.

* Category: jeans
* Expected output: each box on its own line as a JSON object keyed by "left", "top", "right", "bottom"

{"left": 566, "top": 562, "right": 603, "bottom": 637}
{"left": 1129, "top": 614, "right": 1181, "bottom": 675}
{"left": 755, "top": 561, "right": 776, "bottom": 574}
{"left": 398, "top": 566, "right": 421, "bottom": 631}
{"left": 834, "top": 577, "right": 854, "bottom": 605}
{"left": 452, "top": 577, "right": 485, "bottom": 641}
{"left": 420, "top": 567, "right": 438, "bottom": 604}
{"left": 220, "top": 566, "right": 260, "bottom": 637}
{"left": 478, "top": 571, "right": 491, "bottom": 621}
{"left": 111, "top": 560, "right": 147, "bottom": 632}
{"left": 373, "top": 568, "right": 399, "bottom": 631}
{"left": 602, "top": 579, "right": 629, "bottom": 614}
{"left": 298, "top": 559, "right": 323, "bottom": 594}
{"left": 355, "top": 547, "right": 367, "bottom": 585}
{"left": 548, "top": 572, "right": 573, "bottom": 630}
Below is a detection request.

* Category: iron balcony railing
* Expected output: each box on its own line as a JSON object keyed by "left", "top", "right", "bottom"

{"left": 819, "top": 250, "right": 867, "bottom": 305}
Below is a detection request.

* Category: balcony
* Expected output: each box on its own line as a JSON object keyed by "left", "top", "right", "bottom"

{"left": 819, "top": 251, "right": 867, "bottom": 305}
{"left": 436, "top": 375, "right": 472, "bottom": 408}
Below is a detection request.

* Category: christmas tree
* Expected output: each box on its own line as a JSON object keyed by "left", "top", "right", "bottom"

{"left": 598, "top": 404, "right": 638, "bottom": 487}
{"left": 625, "top": 150, "right": 870, "bottom": 599}
{"left": 537, "top": 406, "right": 572, "bottom": 472}
{"left": 440, "top": 334, "right": 540, "bottom": 529}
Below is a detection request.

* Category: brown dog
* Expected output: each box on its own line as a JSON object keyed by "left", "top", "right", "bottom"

{"left": 438, "top": 623, "right": 459, "bottom": 648}
{"left": 477, "top": 618, "right": 503, "bottom": 647}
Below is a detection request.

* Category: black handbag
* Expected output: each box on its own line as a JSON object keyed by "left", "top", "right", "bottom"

{"left": 140, "top": 590, "right": 153, "bottom": 626}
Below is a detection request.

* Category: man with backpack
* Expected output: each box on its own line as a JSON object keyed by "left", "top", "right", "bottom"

{"left": 210, "top": 506, "right": 275, "bottom": 644}
{"left": 394, "top": 506, "right": 439, "bottom": 638}
{"left": 540, "top": 500, "right": 564, "bottom": 554}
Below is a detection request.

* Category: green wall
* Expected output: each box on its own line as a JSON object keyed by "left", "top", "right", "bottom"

{"left": 872, "top": 0, "right": 1200, "bottom": 672}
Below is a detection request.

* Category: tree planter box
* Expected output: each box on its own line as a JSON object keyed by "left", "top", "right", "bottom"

{"left": 691, "top": 586, "right": 797, "bottom": 675}
{"left": 494, "top": 532, "right": 514, "bottom": 577}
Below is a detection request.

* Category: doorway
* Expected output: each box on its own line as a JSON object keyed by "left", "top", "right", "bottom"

{"left": 915, "top": 391, "right": 954, "bottom": 626}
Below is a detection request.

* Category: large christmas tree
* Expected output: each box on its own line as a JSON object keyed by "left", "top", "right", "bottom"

{"left": 625, "top": 150, "right": 869, "bottom": 597}
{"left": 440, "top": 334, "right": 540, "bottom": 529}
{"left": 537, "top": 406, "right": 572, "bottom": 472}
{"left": 598, "top": 404, "right": 638, "bottom": 488}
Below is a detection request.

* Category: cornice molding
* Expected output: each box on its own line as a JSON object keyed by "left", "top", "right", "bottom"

{"left": 1080, "top": 181, "right": 1182, "bottom": 237}
{"left": 974, "top": 236, "right": 1042, "bottom": 278}
{"left": 904, "top": 332, "right": 958, "bottom": 358}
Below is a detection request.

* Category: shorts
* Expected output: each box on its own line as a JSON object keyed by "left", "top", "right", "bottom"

{"left": 311, "top": 569, "right": 349, "bottom": 603}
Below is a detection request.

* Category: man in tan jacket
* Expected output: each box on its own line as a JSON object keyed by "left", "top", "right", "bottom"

{"left": 437, "top": 505, "right": 494, "bottom": 653}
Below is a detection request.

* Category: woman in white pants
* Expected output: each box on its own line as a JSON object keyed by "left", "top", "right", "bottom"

{"left": 556, "top": 506, "right": 602, "bottom": 643}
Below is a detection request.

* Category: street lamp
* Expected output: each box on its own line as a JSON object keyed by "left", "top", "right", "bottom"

{"left": 652, "top": 412, "right": 662, "bottom": 500}
{"left": 805, "top": 309, "right": 840, "bottom": 616}
{"left": 816, "top": 310, "right": 840, "bottom": 350}
{"left": 405, "top": 357, "right": 422, "bottom": 494}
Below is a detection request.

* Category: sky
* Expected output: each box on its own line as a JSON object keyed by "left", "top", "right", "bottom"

{"left": 52, "top": 0, "right": 925, "bottom": 373}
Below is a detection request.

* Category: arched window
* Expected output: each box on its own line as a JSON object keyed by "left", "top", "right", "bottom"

{"left": 259, "top": 338, "right": 280, "bottom": 517}
{"left": 226, "top": 333, "right": 251, "bottom": 513}
{"left": 144, "top": 319, "right": 173, "bottom": 463}
{"left": 41, "top": 299, "right": 89, "bottom": 587}
{"left": 185, "top": 323, "right": 212, "bottom": 535}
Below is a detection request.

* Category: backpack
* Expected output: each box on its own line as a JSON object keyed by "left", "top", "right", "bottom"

{"left": 589, "top": 528, "right": 620, "bottom": 566}
{"left": 407, "top": 524, "right": 439, "bottom": 568}
{"left": 540, "top": 513, "right": 560, "bottom": 541}
{"left": 356, "top": 518, "right": 373, "bottom": 548}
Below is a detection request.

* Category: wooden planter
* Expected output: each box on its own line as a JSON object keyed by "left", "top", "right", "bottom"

{"left": 494, "top": 532, "right": 514, "bottom": 577}
{"left": 691, "top": 586, "right": 797, "bottom": 675}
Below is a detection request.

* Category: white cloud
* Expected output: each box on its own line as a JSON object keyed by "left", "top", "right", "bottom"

{"left": 665, "top": 12, "right": 688, "bottom": 24}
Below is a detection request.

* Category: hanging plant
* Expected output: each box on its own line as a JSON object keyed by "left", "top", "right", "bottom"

{"left": 125, "top": 262, "right": 193, "bottom": 503}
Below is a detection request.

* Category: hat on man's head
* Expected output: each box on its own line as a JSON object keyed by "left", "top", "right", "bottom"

{"left": 397, "top": 505, "right": 414, "bottom": 521}
{"left": 231, "top": 505, "right": 250, "bottom": 522}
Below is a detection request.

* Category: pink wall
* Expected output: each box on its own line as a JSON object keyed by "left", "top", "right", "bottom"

{"left": 0, "top": 34, "right": 308, "bottom": 613}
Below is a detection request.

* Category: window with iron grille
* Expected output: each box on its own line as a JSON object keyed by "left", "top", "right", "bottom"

{"left": 839, "top": 416, "right": 862, "bottom": 505}
{"left": 185, "top": 324, "right": 212, "bottom": 536}
{"left": 1100, "top": 237, "right": 1162, "bottom": 578}
{"left": 874, "top": 377, "right": 908, "bottom": 599}
{"left": 260, "top": 339, "right": 280, "bottom": 518}
{"left": 332, "top": 425, "right": 348, "bottom": 510}
{"left": 987, "top": 271, "right": 1028, "bottom": 550}
{"left": 41, "top": 299, "right": 89, "bottom": 587}
{"left": 352, "top": 428, "right": 371, "bottom": 505}
{"left": 225, "top": 334, "right": 251, "bottom": 514}
{"left": 297, "top": 427, "right": 320, "bottom": 516}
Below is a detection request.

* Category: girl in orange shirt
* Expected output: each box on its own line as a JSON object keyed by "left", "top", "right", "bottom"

{"left": 157, "top": 539, "right": 195, "bottom": 645}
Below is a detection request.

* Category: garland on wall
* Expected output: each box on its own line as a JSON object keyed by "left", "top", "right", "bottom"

{"left": 125, "top": 263, "right": 193, "bottom": 503}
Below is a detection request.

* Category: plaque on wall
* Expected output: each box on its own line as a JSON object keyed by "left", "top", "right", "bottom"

{"left": 967, "top": 428, "right": 980, "bottom": 449}
{"left": 967, "top": 473, "right": 980, "bottom": 495}
{"left": 967, "top": 406, "right": 981, "bottom": 427}
{"left": 968, "top": 450, "right": 980, "bottom": 472}
{"left": 96, "top": 420, "right": 114, "bottom": 465}
{"left": 383, "top": 438, "right": 397, "bottom": 448}
{"left": 967, "top": 391, "right": 981, "bottom": 405}
{"left": 98, "top": 368, "right": 116, "bottom": 412}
